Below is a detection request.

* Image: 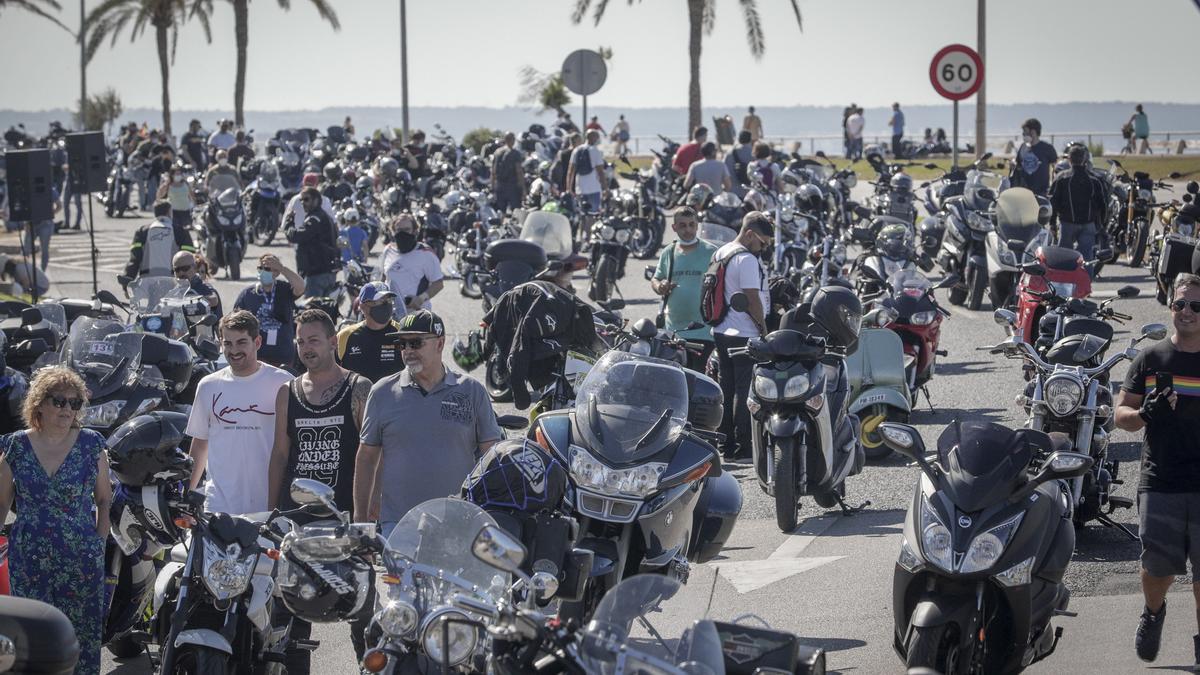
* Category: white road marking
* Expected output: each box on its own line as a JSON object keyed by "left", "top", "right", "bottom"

{"left": 710, "top": 515, "right": 844, "bottom": 593}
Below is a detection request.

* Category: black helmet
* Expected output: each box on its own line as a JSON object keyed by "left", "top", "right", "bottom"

{"left": 809, "top": 285, "right": 862, "bottom": 354}
{"left": 889, "top": 173, "right": 914, "bottom": 193}
{"left": 110, "top": 482, "right": 184, "bottom": 555}
{"left": 452, "top": 330, "right": 484, "bottom": 371}
{"left": 378, "top": 156, "right": 400, "bottom": 179}
{"left": 107, "top": 412, "right": 192, "bottom": 486}
{"left": 279, "top": 524, "right": 373, "bottom": 623}
{"left": 1187, "top": 180, "right": 1199, "bottom": 196}
{"left": 795, "top": 183, "right": 824, "bottom": 212}
{"left": 322, "top": 163, "right": 342, "bottom": 182}
{"left": 355, "top": 176, "right": 374, "bottom": 192}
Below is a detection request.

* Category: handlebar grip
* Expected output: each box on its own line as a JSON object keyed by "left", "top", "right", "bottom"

{"left": 1113, "top": 312, "right": 1133, "bottom": 321}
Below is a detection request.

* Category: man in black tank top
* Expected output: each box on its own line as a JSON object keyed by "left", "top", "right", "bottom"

{"left": 268, "top": 308, "right": 374, "bottom": 669}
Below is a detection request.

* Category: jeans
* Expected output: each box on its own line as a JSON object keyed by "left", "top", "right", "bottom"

{"left": 303, "top": 271, "right": 338, "bottom": 299}
{"left": 714, "top": 333, "right": 753, "bottom": 457}
{"left": 142, "top": 175, "right": 158, "bottom": 209}
{"left": 21, "top": 220, "right": 53, "bottom": 270}
{"left": 62, "top": 178, "right": 82, "bottom": 228}
{"left": 848, "top": 138, "right": 863, "bottom": 161}
{"left": 1059, "top": 221, "right": 1097, "bottom": 263}
{"left": 579, "top": 192, "right": 602, "bottom": 213}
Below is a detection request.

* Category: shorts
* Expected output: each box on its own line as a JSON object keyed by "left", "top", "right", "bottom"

{"left": 1138, "top": 491, "right": 1200, "bottom": 579}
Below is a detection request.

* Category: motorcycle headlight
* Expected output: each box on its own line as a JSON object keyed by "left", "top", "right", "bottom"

{"left": 377, "top": 599, "right": 419, "bottom": 637}
{"left": 601, "top": 225, "right": 616, "bottom": 241}
{"left": 961, "top": 513, "right": 1024, "bottom": 574}
{"left": 82, "top": 400, "right": 125, "bottom": 428}
{"left": 218, "top": 215, "right": 230, "bottom": 226}
{"left": 753, "top": 375, "right": 778, "bottom": 401}
{"left": 420, "top": 609, "right": 478, "bottom": 667}
{"left": 615, "top": 229, "right": 631, "bottom": 243}
{"left": 1138, "top": 188, "right": 1153, "bottom": 201}
{"left": 783, "top": 374, "right": 810, "bottom": 399}
{"left": 998, "top": 247, "right": 1017, "bottom": 266}
{"left": 1044, "top": 375, "right": 1084, "bottom": 416}
{"left": 568, "top": 445, "right": 666, "bottom": 498}
{"left": 968, "top": 213, "right": 993, "bottom": 232}
{"left": 919, "top": 494, "right": 953, "bottom": 572}
{"left": 909, "top": 310, "right": 937, "bottom": 326}
{"left": 1047, "top": 281, "right": 1076, "bottom": 298}
{"left": 201, "top": 539, "right": 256, "bottom": 600}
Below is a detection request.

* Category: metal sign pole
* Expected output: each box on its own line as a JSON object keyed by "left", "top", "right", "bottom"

{"left": 582, "top": 94, "right": 588, "bottom": 131}
{"left": 952, "top": 100, "right": 960, "bottom": 169}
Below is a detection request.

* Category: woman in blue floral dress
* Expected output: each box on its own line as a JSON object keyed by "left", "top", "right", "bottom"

{"left": 0, "top": 366, "right": 112, "bottom": 674}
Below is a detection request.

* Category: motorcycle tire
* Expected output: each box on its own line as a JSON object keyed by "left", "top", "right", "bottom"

{"left": 966, "top": 264, "right": 986, "bottom": 311}
{"left": 905, "top": 624, "right": 965, "bottom": 675}
{"left": 170, "top": 646, "right": 233, "bottom": 675}
{"left": 1128, "top": 220, "right": 1149, "bottom": 268}
{"left": 460, "top": 270, "right": 483, "bottom": 299}
{"left": 105, "top": 635, "right": 142, "bottom": 658}
{"left": 628, "top": 221, "right": 657, "bottom": 259}
{"left": 947, "top": 283, "right": 968, "bottom": 306}
{"left": 558, "top": 576, "right": 609, "bottom": 626}
{"left": 773, "top": 437, "right": 799, "bottom": 533}
{"left": 225, "top": 241, "right": 242, "bottom": 281}
{"left": 485, "top": 355, "right": 513, "bottom": 403}
{"left": 1157, "top": 283, "right": 1168, "bottom": 305}
{"left": 590, "top": 255, "right": 617, "bottom": 304}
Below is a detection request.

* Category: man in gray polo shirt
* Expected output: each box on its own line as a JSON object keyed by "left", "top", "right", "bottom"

{"left": 352, "top": 310, "right": 502, "bottom": 534}
{"left": 683, "top": 142, "right": 733, "bottom": 196}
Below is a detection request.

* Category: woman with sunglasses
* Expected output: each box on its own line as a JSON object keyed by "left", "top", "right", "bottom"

{"left": 0, "top": 366, "right": 111, "bottom": 674}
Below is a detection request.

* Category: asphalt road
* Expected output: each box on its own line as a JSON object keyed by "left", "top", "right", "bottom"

{"left": 43, "top": 186, "right": 1194, "bottom": 674}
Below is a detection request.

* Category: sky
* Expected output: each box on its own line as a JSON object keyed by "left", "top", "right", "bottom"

{"left": 1, "top": 0, "right": 1198, "bottom": 113}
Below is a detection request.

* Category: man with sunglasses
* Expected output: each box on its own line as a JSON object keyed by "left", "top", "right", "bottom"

{"left": 233, "top": 254, "right": 306, "bottom": 370}
{"left": 172, "top": 251, "right": 222, "bottom": 317}
{"left": 1116, "top": 273, "right": 1200, "bottom": 666}
{"left": 352, "top": 310, "right": 502, "bottom": 537}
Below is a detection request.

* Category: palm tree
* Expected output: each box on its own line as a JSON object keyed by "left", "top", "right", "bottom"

{"left": 0, "top": 0, "right": 71, "bottom": 32}
{"left": 572, "top": 0, "right": 802, "bottom": 134}
{"left": 230, "top": 0, "right": 340, "bottom": 127}
{"left": 85, "top": 0, "right": 215, "bottom": 137}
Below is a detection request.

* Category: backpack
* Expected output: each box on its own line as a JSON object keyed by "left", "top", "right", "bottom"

{"left": 700, "top": 246, "right": 756, "bottom": 327}
{"left": 572, "top": 145, "right": 594, "bottom": 176}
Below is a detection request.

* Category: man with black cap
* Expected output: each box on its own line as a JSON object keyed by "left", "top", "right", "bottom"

{"left": 352, "top": 310, "right": 502, "bottom": 537}
{"left": 713, "top": 212, "right": 773, "bottom": 461}
{"left": 336, "top": 281, "right": 404, "bottom": 382}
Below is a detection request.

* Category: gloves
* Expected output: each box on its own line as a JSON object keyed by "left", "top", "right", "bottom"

{"left": 1139, "top": 386, "right": 1174, "bottom": 425}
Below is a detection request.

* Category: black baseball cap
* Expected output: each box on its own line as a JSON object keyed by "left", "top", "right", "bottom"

{"left": 389, "top": 309, "right": 445, "bottom": 338}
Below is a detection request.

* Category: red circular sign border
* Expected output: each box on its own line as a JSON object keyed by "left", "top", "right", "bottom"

{"left": 929, "top": 44, "right": 983, "bottom": 101}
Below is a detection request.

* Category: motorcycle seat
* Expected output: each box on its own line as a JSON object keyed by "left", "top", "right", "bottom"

{"left": 1038, "top": 246, "right": 1083, "bottom": 272}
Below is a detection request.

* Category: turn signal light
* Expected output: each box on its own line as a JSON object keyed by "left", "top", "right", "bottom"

{"left": 265, "top": 548, "right": 281, "bottom": 561}
{"left": 173, "top": 515, "right": 195, "bottom": 529}
{"left": 362, "top": 649, "right": 388, "bottom": 673}
{"left": 681, "top": 462, "right": 712, "bottom": 484}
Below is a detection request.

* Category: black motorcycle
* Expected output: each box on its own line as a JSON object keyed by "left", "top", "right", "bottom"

{"left": 615, "top": 155, "right": 667, "bottom": 259}
{"left": 247, "top": 163, "right": 283, "bottom": 246}
{"left": 879, "top": 420, "right": 1092, "bottom": 675}
{"left": 529, "top": 350, "right": 741, "bottom": 621}
{"left": 587, "top": 216, "right": 633, "bottom": 304}
{"left": 734, "top": 287, "right": 866, "bottom": 532}
{"left": 204, "top": 188, "right": 248, "bottom": 280}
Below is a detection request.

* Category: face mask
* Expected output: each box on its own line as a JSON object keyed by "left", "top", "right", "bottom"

{"left": 395, "top": 231, "right": 418, "bottom": 253}
{"left": 172, "top": 175, "right": 183, "bottom": 183}
{"left": 367, "top": 302, "right": 394, "bottom": 324}
{"left": 218, "top": 158, "right": 228, "bottom": 166}
{"left": 258, "top": 269, "right": 274, "bottom": 286}
{"left": 677, "top": 235, "right": 699, "bottom": 246}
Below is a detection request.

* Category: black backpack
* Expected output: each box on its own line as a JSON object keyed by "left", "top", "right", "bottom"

{"left": 572, "top": 145, "right": 594, "bottom": 176}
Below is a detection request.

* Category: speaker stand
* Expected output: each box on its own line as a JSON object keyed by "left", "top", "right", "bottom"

{"left": 86, "top": 191, "right": 98, "bottom": 295}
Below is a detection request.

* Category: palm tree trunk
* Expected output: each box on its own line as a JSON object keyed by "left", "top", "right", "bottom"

{"left": 233, "top": 0, "right": 249, "bottom": 128}
{"left": 156, "top": 22, "right": 171, "bottom": 136}
{"left": 686, "top": 0, "right": 703, "bottom": 135}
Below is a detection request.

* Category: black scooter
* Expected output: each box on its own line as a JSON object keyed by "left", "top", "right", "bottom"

{"left": 879, "top": 420, "right": 1092, "bottom": 674}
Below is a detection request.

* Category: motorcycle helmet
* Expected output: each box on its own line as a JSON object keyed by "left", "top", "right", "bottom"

{"left": 343, "top": 167, "right": 358, "bottom": 184}
{"left": 538, "top": 160, "right": 552, "bottom": 179}
{"left": 107, "top": 411, "right": 192, "bottom": 486}
{"left": 742, "top": 189, "right": 767, "bottom": 213}
{"left": 876, "top": 223, "right": 912, "bottom": 260}
{"left": 522, "top": 157, "right": 540, "bottom": 175}
{"left": 1187, "top": 180, "right": 1199, "bottom": 196}
{"left": 685, "top": 183, "right": 715, "bottom": 210}
{"left": 342, "top": 208, "right": 361, "bottom": 226}
{"left": 385, "top": 186, "right": 404, "bottom": 210}
{"left": 110, "top": 482, "right": 183, "bottom": 556}
{"left": 889, "top": 173, "right": 914, "bottom": 194}
{"left": 216, "top": 187, "right": 240, "bottom": 209}
{"left": 541, "top": 200, "right": 565, "bottom": 214}
{"left": 378, "top": 156, "right": 400, "bottom": 180}
{"left": 322, "top": 163, "right": 342, "bottom": 183}
{"left": 444, "top": 190, "right": 464, "bottom": 210}
{"left": 396, "top": 168, "right": 412, "bottom": 186}
{"left": 279, "top": 528, "right": 373, "bottom": 623}
{"left": 355, "top": 176, "right": 374, "bottom": 193}
{"left": 809, "top": 285, "right": 863, "bottom": 354}
{"left": 452, "top": 331, "right": 484, "bottom": 371}
{"left": 795, "top": 184, "right": 824, "bottom": 212}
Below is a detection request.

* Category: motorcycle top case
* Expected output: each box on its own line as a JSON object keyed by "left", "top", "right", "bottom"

{"left": 462, "top": 438, "right": 568, "bottom": 515}
{"left": 683, "top": 368, "right": 723, "bottom": 432}
{"left": 1159, "top": 234, "right": 1196, "bottom": 279}
{"left": 484, "top": 239, "right": 548, "bottom": 273}
{"left": 0, "top": 595, "right": 81, "bottom": 674}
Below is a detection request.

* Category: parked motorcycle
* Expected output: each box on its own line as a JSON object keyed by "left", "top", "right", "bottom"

{"left": 985, "top": 187, "right": 1052, "bottom": 309}
{"left": 247, "top": 161, "right": 283, "bottom": 246}
{"left": 587, "top": 216, "right": 634, "bottom": 304}
{"left": 204, "top": 187, "right": 248, "bottom": 280}
{"left": 615, "top": 155, "right": 667, "bottom": 259}
{"left": 880, "top": 420, "right": 1093, "bottom": 674}
{"left": 1150, "top": 182, "right": 1199, "bottom": 304}
{"left": 1010, "top": 250, "right": 1108, "bottom": 349}
{"left": 1106, "top": 160, "right": 1180, "bottom": 267}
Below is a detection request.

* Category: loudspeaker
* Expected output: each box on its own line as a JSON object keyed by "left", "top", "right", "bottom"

{"left": 6, "top": 149, "right": 53, "bottom": 222}
{"left": 66, "top": 131, "right": 108, "bottom": 193}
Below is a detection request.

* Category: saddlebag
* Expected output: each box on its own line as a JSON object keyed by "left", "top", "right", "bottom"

{"left": 0, "top": 595, "right": 81, "bottom": 675}
{"left": 687, "top": 470, "right": 742, "bottom": 564}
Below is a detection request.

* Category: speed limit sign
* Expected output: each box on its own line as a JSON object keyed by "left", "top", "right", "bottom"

{"left": 929, "top": 44, "right": 983, "bottom": 101}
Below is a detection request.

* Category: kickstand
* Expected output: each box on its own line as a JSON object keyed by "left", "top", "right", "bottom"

{"left": 836, "top": 495, "right": 871, "bottom": 516}
{"left": 1096, "top": 514, "right": 1140, "bottom": 541}
{"left": 921, "top": 385, "right": 935, "bottom": 412}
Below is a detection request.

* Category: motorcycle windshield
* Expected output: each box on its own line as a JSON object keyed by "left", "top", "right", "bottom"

{"left": 888, "top": 269, "right": 931, "bottom": 297}
{"left": 64, "top": 318, "right": 138, "bottom": 398}
{"left": 34, "top": 302, "right": 66, "bottom": 335}
{"left": 383, "top": 498, "right": 508, "bottom": 604}
{"left": 581, "top": 575, "right": 725, "bottom": 675}
{"left": 699, "top": 222, "right": 737, "bottom": 245}
{"left": 573, "top": 351, "right": 689, "bottom": 464}
{"left": 519, "top": 211, "right": 573, "bottom": 259}
{"left": 129, "top": 276, "right": 190, "bottom": 314}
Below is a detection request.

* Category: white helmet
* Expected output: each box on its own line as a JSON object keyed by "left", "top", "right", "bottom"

{"left": 342, "top": 208, "right": 360, "bottom": 225}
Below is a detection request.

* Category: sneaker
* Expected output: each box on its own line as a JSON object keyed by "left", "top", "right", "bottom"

{"left": 1136, "top": 600, "right": 1166, "bottom": 662}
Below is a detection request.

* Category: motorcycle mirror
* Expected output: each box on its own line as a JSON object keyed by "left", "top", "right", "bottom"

{"left": 1169, "top": 172, "right": 1183, "bottom": 179}
{"left": 1021, "top": 261, "right": 1046, "bottom": 277}
{"left": 993, "top": 308, "right": 1017, "bottom": 326}
{"left": 19, "top": 306, "right": 43, "bottom": 326}
{"left": 1141, "top": 323, "right": 1168, "bottom": 341}
{"left": 496, "top": 414, "right": 529, "bottom": 431}
{"left": 289, "top": 478, "right": 338, "bottom": 513}
{"left": 644, "top": 265, "right": 656, "bottom": 281}
{"left": 472, "top": 523, "right": 527, "bottom": 574}
{"left": 530, "top": 571, "right": 560, "bottom": 601}
{"left": 1032, "top": 451, "right": 1093, "bottom": 485}
{"left": 196, "top": 338, "right": 221, "bottom": 360}
{"left": 919, "top": 181, "right": 931, "bottom": 189}
{"left": 935, "top": 274, "right": 960, "bottom": 289}
{"left": 729, "top": 293, "right": 750, "bottom": 313}
{"left": 1109, "top": 159, "right": 1123, "bottom": 169}
{"left": 632, "top": 317, "right": 658, "bottom": 339}
{"left": 876, "top": 422, "right": 934, "bottom": 471}
{"left": 96, "top": 289, "right": 124, "bottom": 307}
{"left": 199, "top": 314, "right": 219, "bottom": 327}
{"left": 980, "top": 152, "right": 993, "bottom": 161}
{"left": 1117, "top": 285, "right": 1140, "bottom": 299}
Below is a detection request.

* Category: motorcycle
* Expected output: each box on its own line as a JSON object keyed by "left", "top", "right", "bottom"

{"left": 615, "top": 155, "right": 668, "bottom": 259}
{"left": 1011, "top": 250, "right": 1108, "bottom": 350}
{"left": 982, "top": 187, "right": 1053, "bottom": 309}
{"left": 204, "top": 188, "right": 248, "bottom": 281}
{"left": 1151, "top": 182, "right": 1200, "bottom": 304}
{"left": 528, "top": 350, "right": 740, "bottom": 621}
{"left": 247, "top": 161, "right": 283, "bottom": 246}
{"left": 879, "top": 420, "right": 1093, "bottom": 675}
{"left": 993, "top": 313, "right": 1167, "bottom": 534}
{"left": 936, "top": 156, "right": 1005, "bottom": 309}
{"left": 1107, "top": 159, "right": 1180, "bottom": 267}
{"left": 877, "top": 269, "right": 956, "bottom": 408}
{"left": 587, "top": 216, "right": 634, "bottom": 304}
{"left": 734, "top": 287, "right": 866, "bottom": 532}
{"left": 103, "top": 148, "right": 139, "bottom": 218}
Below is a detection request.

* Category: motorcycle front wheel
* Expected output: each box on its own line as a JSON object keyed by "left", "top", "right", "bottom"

{"left": 590, "top": 255, "right": 617, "bottom": 303}
{"left": 224, "top": 240, "right": 242, "bottom": 281}
{"left": 485, "top": 355, "right": 513, "bottom": 403}
{"left": 628, "top": 220, "right": 657, "bottom": 259}
{"left": 905, "top": 623, "right": 967, "bottom": 675}
{"left": 773, "top": 437, "right": 799, "bottom": 533}
{"left": 169, "top": 646, "right": 233, "bottom": 675}
{"left": 966, "top": 263, "right": 986, "bottom": 311}
{"left": 1128, "top": 219, "right": 1149, "bottom": 268}
{"left": 105, "top": 635, "right": 142, "bottom": 658}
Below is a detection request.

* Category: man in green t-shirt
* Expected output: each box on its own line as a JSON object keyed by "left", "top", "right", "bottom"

{"left": 651, "top": 207, "right": 718, "bottom": 371}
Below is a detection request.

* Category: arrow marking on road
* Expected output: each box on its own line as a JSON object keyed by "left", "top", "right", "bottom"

{"left": 711, "top": 515, "right": 844, "bottom": 593}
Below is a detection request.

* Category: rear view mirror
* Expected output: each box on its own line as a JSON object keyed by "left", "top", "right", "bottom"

{"left": 1169, "top": 172, "right": 1183, "bottom": 179}
{"left": 495, "top": 414, "right": 528, "bottom": 431}
{"left": 729, "top": 293, "right": 749, "bottom": 313}
{"left": 289, "top": 478, "right": 337, "bottom": 509}
{"left": 1033, "top": 452, "right": 1093, "bottom": 483}
{"left": 1117, "top": 285, "right": 1140, "bottom": 299}
{"left": 935, "top": 274, "right": 960, "bottom": 289}
{"left": 1141, "top": 323, "right": 1168, "bottom": 341}
{"left": 643, "top": 265, "right": 656, "bottom": 281}
{"left": 877, "top": 422, "right": 935, "bottom": 474}
{"left": 19, "top": 307, "right": 42, "bottom": 326}
{"left": 472, "top": 524, "right": 527, "bottom": 574}
{"left": 924, "top": 163, "right": 939, "bottom": 170}
{"left": 1021, "top": 261, "right": 1046, "bottom": 277}
{"left": 96, "top": 289, "right": 123, "bottom": 306}
{"left": 600, "top": 298, "right": 625, "bottom": 312}
{"left": 993, "top": 308, "right": 1017, "bottom": 326}
{"left": 815, "top": 150, "right": 827, "bottom": 159}
{"left": 980, "top": 152, "right": 993, "bottom": 161}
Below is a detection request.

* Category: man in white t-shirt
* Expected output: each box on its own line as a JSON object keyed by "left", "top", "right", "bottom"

{"left": 186, "top": 309, "right": 293, "bottom": 514}
{"left": 567, "top": 129, "right": 607, "bottom": 213}
{"left": 845, "top": 107, "right": 865, "bottom": 160}
{"left": 379, "top": 214, "right": 444, "bottom": 318}
{"left": 712, "top": 212, "right": 773, "bottom": 461}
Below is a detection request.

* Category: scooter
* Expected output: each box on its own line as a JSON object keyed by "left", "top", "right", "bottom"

{"left": 204, "top": 188, "right": 248, "bottom": 281}
{"left": 881, "top": 270, "right": 956, "bottom": 407}
{"left": 984, "top": 187, "right": 1052, "bottom": 309}
{"left": 846, "top": 305, "right": 911, "bottom": 460}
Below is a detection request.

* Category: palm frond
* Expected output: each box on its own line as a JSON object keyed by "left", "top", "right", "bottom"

{"left": 570, "top": 0, "right": 590, "bottom": 24}
{"left": 701, "top": 0, "right": 715, "bottom": 35}
{"left": 787, "top": 0, "right": 802, "bottom": 31}
{"left": 1, "top": 0, "right": 72, "bottom": 32}
{"left": 191, "top": 0, "right": 213, "bottom": 42}
{"left": 590, "top": 0, "right": 608, "bottom": 25}
{"left": 304, "top": 0, "right": 339, "bottom": 30}
{"left": 739, "top": 0, "right": 764, "bottom": 58}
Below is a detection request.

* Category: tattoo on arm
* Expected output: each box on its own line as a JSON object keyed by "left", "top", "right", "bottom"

{"left": 352, "top": 376, "right": 371, "bottom": 428}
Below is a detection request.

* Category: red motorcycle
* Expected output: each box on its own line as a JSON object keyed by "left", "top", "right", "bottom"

{"left": 883, "top": 269, "right": 954, "bottom": 404}
{"left": 1012, "top": 245, "right": 1101, "bottom": 343}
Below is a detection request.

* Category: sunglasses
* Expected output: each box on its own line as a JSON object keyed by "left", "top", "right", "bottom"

{"left": 1171, "top": 299, "right": 1200, "bottom": 313}
{"left": 49, "top": 396, "right": 84, "bottom": 411}
{"left": 396, "top": 337, "right": 430, "bottom": 350}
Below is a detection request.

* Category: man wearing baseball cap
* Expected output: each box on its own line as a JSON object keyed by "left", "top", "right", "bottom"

{"left": 353, "top": 309, "right": 502, "bottom": 536}
{"left": 335, "top": 281, "right": 404, "bottom": 383}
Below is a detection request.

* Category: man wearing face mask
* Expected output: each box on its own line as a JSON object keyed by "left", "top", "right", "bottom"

{"left": 1010, "top": 118, "right": 1058, "bottom": 198}
{"left": 651, "top": 207, "right": 717, "bottom": 371}
{"left": 172, "top": 251, "right": 222, "bottom": 316}
{"left": 233, "top": 253, "right": 306, "bottom": 369}
{"left": 335, "top": 282, "right": 405, "bottom": 383}
{"left": 379, "top": 214, "right": 444, "bottom": 318}
{"left": 204, "top": 149, "right": 241, "bottom": 196}
{"left": 287, "top": 188, "right": 341, "bottom": 299}
{"left": 712, "top": 212, "right": 773, "bottom": 461}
